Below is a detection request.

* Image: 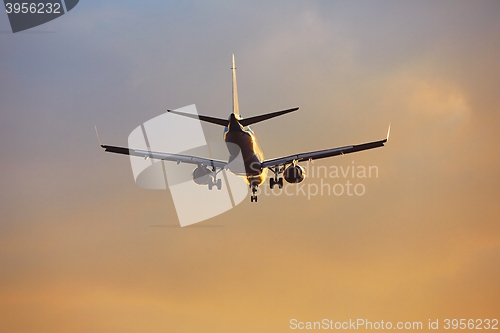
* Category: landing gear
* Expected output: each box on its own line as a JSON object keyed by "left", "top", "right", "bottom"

{"left": 269, "top": 176, "right": 283, "bottom": 189}
{"left": 208, "top": 166, "right": 222, "bottom": 190}
{"left": 269, "top": 165, "right": 285, "bottom": 190}
{"left": 208, "top": 177, "right": 222, "bottom": 190}
{"left": 250, "top": 184, "right": 258, "bottom": 202}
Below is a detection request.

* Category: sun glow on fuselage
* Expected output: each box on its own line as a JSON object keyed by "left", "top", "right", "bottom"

{"left": 223, "top": 113, "right": 267, "bottom": 186}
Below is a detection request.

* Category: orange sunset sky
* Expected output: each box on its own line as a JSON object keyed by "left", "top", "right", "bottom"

{"left": 1, "top": 1, "right": 499, "bottom": 332}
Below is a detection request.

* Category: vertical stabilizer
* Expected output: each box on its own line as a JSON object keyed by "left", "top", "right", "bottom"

{"left": 231, "top": 54, "right": 240, "bottom": 118}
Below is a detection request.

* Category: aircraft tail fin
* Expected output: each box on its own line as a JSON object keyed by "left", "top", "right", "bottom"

{"left": 166, "top": 54, "right": 298, "bottom": 128}
{"left": 232, "top": 54, "right": 240, "bottom": 118}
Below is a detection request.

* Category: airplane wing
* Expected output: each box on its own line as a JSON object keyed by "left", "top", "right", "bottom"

{"left": 100, "top": 145, "right": 228, "bottom": 169}
{"left": 261, "top": 125, "right": 390, "bottom": 169}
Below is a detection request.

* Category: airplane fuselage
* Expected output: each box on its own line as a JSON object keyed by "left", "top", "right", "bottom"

{"left": 224, "top": 113, "right": 267, "bottom": 187}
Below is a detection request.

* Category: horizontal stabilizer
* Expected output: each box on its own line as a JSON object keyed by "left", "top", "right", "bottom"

{"left": 167, "top": 107, "right": 299, "bottom": 127}
{"left": 239, "top": 107, "right": 299, "bottom": 126}
{"left": 167, "top": 110, "right": 228, "bottom": 126}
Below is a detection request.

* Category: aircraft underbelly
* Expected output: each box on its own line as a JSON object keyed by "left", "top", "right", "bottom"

{"left": 225, "top": 131, "right": 264, "bottom": 180}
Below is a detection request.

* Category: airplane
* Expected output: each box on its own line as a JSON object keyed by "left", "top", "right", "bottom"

{"left": 99, "top": 54, "right": 390, "bottom": 202}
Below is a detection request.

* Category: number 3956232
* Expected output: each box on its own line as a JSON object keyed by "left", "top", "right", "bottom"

{"left": 5, "top": 2, "right": 62, "bottom": 14}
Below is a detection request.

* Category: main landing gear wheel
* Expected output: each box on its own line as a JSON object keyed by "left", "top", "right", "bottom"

{"left": 269, "top": 166, "right": 285, "bottom": 190}
{"left": 208, "top": 178, "right": 222, "bottom": 190}
{"left": 270, "top": 177, "right": 283, "bottom": 189}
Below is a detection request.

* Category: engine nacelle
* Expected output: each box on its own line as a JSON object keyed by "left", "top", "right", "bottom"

{"left": 284, "top": 165, "right": 305, "bottom": 183}
{"left": 192, "top": 167, "right": 213, "bottom": 185}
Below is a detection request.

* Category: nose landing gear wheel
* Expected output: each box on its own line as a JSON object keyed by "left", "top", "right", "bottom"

{"left": 250, "top": 184, "right": 258, "bottom": 202}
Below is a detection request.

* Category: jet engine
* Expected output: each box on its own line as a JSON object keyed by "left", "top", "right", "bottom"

{"left": 283, "top": 164, "right": 305, "bottom": 183}
{"left": 192, "top": 166, "right": 213, "bottom": 185}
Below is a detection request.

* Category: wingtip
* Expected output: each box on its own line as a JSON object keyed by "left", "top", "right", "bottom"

{"left": 94, "top": 125, "right": 103, "bottom": 147}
